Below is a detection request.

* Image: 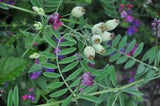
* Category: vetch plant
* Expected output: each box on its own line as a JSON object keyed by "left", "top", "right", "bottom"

{"left": 0, "top": 0, "right": 160, "bottom": 106}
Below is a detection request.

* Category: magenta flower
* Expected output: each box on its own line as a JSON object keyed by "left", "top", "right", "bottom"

{"left": 22, "top": 94, "right": 35, "bottom": 101}
{"left": 81, "top": 72, "right": 94, "bottom": 86}
{"left": 125, "top": 15, "right": 134, "bottom": 22}
{"left": 48, "top": 13, "right": 63, "bottom": 30}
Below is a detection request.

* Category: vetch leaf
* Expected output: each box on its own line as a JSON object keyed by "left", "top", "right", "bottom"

{"left": 79, "top": 95, "right": 101, "bottom": 103}
{"left": 60, "top": 41, "right": 77, "bottom": 47}
{"left": 119, "top": 94, "right": 124, "bottom": 106}
{"left": 43, "top": 72, "right": 60, "bottom": 78}
{"left": 41, "top": 63, "right": 57, "bottom": 69}
{"left": 59, "top": 56, "right": 77, "bottom": 64}
{"left": 109, "top": 53, "right": 121, "bottom": 62}
{"left": 124, "top": 60, "right": 136, "bottom": 69}
{"left": 7, "top": 90, "right": 13, "bottom": 106}
{"left": 119, "top": 36, "right": 127, "bottom": 50}
{"left": 126, "top": 39, "right": 136, "bottom": 53}
{"left": 47, "top": 82, "right": 64, "bottom": 89}
{"left": 133, "top": 43, "right": 144, "bottom": 57}
{"left": 49, "top": 89, "right": 68, "bottom": 97}
{"left": 110, "top": 66, "right": 117, "bottom": 86}
{"left": 125, "top": 89, "right": 143, "bottom": 96}
{"left": 39, "top": 51, "right": 56, "bottom": 59}
{"left": 61, "top": 95, "right": 72, "bottom": 106}
{"left": 13, "top": 85, "right": 19, "bottom": 106}
{"left": 116, "top": 56, "right": 128, "bottom": 64}
{"left": 112, "top": 34, "right": 121, "bottom": 47}
{"left": 59, "top": 47, "right": 77, "bottom": 55}
{"left": 28, "top": 63, "right": 42, "bottom": 73}
{"left": 62, "top": 61, "right": 79, "bottom": 72}
{"left": 66, "top": 68, "right": 83, "bottom": 81}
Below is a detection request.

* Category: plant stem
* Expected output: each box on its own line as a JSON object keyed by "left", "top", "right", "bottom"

{"left": 56, "top": 34, "right": 76, "bottom": 97}
{"left": 0, "top": 2, "right": 36, "bottom": 15}
{"left": 83, "top": 79, "right": 144, "bottom": 96}
{"left": 56, "top": 0, "right": 62, "bottom": 13}
{"left": 108, "top": 45, "right": 159, "bottom": 72}
{"left": 21, "top": 31, "right": 41, "bottom": 58}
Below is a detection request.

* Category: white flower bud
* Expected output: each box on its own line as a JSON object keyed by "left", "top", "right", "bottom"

{"left": 84, "top": 46, "right": 95, "bottom": 60}
{"left": 71, "top": 6, "right": 85, "bottom": 18}
{"left": 92, "top": 22, "right": 106, "bottom": 34}
{"left": 91, "top": 35, "right": 102, "bottom": 44}
{"left": 92, "top": 44, "right": 105, "bottom": 54}
{"left": 32, "top": 6, "right": 45, "bottom": 16}
{"left": 105, "top": 19, "right": 120, "bottom": 31}
{"left": 100, "top": 31, "right": 114, "bottom": 41}
{"left": 29, "top": 53, "right": 40, "bottom": 59}
{"left": 34, "top": 22, "right": 42, "bottom": 30}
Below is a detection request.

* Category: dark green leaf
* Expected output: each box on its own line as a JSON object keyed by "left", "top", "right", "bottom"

{"left": 62, "top": 61, "right": 79, "bottom": 72}
{"left": 110, "top": 66, "right": 117, "bottom": 86}
{"left": 124, "top": 60, "right": 136, "bottom": 69}
{"left": 47, "top": 82, "right": 64, "bottom": 89}
{"left": 28, "top": 63, "right": 42, "bottom": 73}
{"left": 119, "top": 94, "right": 124, "bottom": 106}
{"left": 133, "top": 43, "right": 144, "bottom": 57}
{"left": 59, "top": 56, "right": 77, "bottom": 64}
{"left": 59, "top": 47, "right": 77, "bottom": 55}
{"left": 7, "top": 90, "right": 13, "bottom": 106}
{"left": 13, "top": 85, "right": 19, "bottom": 106}
{"left": 112, "top": 34, "right": 121, "bottom": 47}
{"left": 119, "top": 36, "right": 127, "bottom": 50}
{"left": 43, "top": 72, "right": 60, "bottom": 78}
{"left": 66, "top": 68, "right": 83, "bottom": 81}
{"left": 126, "top": 39, "right": 136, "bottom": 53}
{"left": 61, "top": 95, "right": 72, "bottom": 106}
{"left": 125, "top": 89, "right": 143, "bottom": 96}
{"left": 41, "top": 63, "right": 57, "bottom": 69}
{"left": 116, "top": 56, "right": 128, "bottom": 64}
{"left": 49, "top": 89, "right": 68, "bottom": 97}
{"left": 109, "top": 53, "right": 121, "bottom": 62}
{"left": 39, "top": 51, "right": 56, "bottom": 59}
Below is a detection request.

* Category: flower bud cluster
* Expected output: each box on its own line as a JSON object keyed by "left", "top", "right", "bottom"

{"left": 32, "top": 6, "right": 45, "bottom": 16}
{"left": 84, "top": 19, "right": 119, "bottom": 60}
{"left": 71, "top": 6, "right": 86, "bottom": 18}
{"left": 151, "top": 18, "right": 160, "bottom": 38}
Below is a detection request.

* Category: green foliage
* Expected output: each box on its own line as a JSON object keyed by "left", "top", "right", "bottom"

{"left": 0, "top": 57, "right": 26, "bottom": 84}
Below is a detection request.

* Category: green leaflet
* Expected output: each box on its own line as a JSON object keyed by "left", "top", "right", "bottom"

{"left": 30, "top": 0, "right": 61, "bottom": 13}
{"left": 126, "top": 39, "right": 136, "bottom": 53}
{"left": 28, "top": 63, "right": 42, "bottom": 73}
{"left": 0, "top": 57, "right": 26, "bottom": 84}
{"left": 59, "top": 47, "right": 77, "bottom": 55}
{"left": 79, "top": 95, "right": 101, "bottom": 103}
{"left": 59, "top": 41, "right": 77, "bottom": 47}
{"left": 66, "top": 68, "right": 83, "bottom": 81}
{"left": 133, "top": 43, "right": 144, "bottom": 57}
{"left": 119, "top": 36, "right": 127, "bottom": 50}
{"left": 110, "top": 66, "right": 117, "bottom": 87}
{"left": 7, "top": 90, "right": 13, "bottom": 106}
{"left": 59, "top": 56, "right": 77, "bottom": 64}
{"left": 116, "top": 56, "right": 128, "bottom": 64}
{"left": 124, "top": 60, "right": 136, "bottom": 69}
{"left": 47, "top": 82, "right": 64, "bottom": 89}
{"left": 124, "top": 89, "right": 143, "bottom": 96}
{"left": 109, "top": 53, "right": 121, "bottom": 62}
{"left": 39, "top": 51, "right": 56, "bottom": 59}
{"left": 119, "top": 94, "right": 124, "bottom": 106}
{"left": 49, "top": 89, "right": 68, "bottom": 97}
{"left": 112, "top": 34, "right": 121, "bottom": 47}
{"left": 43, "top": 72, "right": 60, "bottom": 78}
{"left": 62, "top": 61, "right": 79, "bottom": 72}
{"left": 13, "top": 86, "right": 19, "bottom": 106}
{"left": 41, "top": 63, "right": 57, "bottom": 69}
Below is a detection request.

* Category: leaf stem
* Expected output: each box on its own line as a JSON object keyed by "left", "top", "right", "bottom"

{"left": 55, "top": 34, "right": 76, "bottom": 97}
{"left": 21, "top": 31, "right": 41, "bottom": 58}
{"left": 0, "top": 2, "right": 36, "bottom": 15}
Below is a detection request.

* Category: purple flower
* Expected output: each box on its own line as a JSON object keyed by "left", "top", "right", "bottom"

{"left": 120, "top": 48, "right": 125, "bottom": 53}
{"left": 48, "top": 13, "right": 63, "bottom": 30}
{"left": 34, "top": 59, "right": 39, "bottom": 64}
{"left": 121, "top": 11, "right": 128, "bottom": 18}
{"left": 22, "top": 94, "right": 35, "bottom": 101}
{"left": 127, "top": 10, "right": 133, "bottom": 15}
{"left": 81, "top": 72, "right": 94, "bottom": 86}
{"left": 131, "top": 20, "right": 140, "bottom": 27}
{"left": 128, "top": 77, "right": 135, "bottom": 83}
{"left": 127, "top": 26, "right": 138, "bottom": 36}
{"left": 125, "top": 15, "right": 134, "bottom": 22}
{"left": 45, "top": 68, "right": 55, "bottom": 72}
{"left": 0, "top": 0, "right": 15, "bottom": 5}
{"left": 88, "top": 63, "right": 95, "bottom": 68}
{"left": 30, "top": 71, "right": 42, "bottom": 80}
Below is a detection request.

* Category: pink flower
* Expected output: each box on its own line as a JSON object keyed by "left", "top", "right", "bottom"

{"left": 121, "top": 11, "right": 128, "bottom": 18}
{"left": 125, "top": 15, "right": 134, "bottom": 22}
{"left": 126, "top": 4, "right": 133, "bottom": 10}
{"left": 81, "top": 72, "right": 94, "bottom": 86}
{"left": 48, "top": 13, "right": 63, "bottom": 30}
{"left": 22, "top": 94, "right": 28, "bottom": 100}
{"left": 33, "top": 42, "right": 38, "bottom": 46}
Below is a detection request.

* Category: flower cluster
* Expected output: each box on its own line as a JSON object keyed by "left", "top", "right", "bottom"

{"left": 119, "top": 4, "right": 140, "bottom": 36}
{"left": 151, "top": 18, "right": 160, "bottom": 38}
{"left": 81, "top": 72, "right": 94, "bottom": 86}
{"left": 84, "top": 19, "right": 120, "bottom": 60}
{"left": 22, "top": 88, "right": 35, "bottom": 101}
{"left": 48, "top": 13, "right": 63, "bottom": 30}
